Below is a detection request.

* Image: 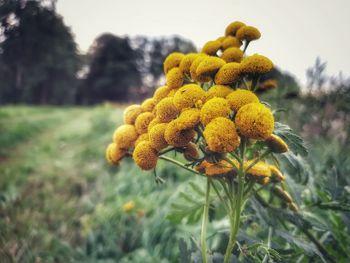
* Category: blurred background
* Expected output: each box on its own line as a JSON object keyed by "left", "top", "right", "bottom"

{"left": 0, "top": 0, "right": 349, "bottom": 262}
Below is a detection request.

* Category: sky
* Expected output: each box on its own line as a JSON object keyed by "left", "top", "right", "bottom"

{"left": 56, "top": 0, "right": 350, "bottom": 85}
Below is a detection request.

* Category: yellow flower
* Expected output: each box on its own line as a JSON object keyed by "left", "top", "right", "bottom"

{"left": 173, "top": 84, "right": 206, "bottom": 111}
{"left": 141, "top": 98, "right": 156, "bottom": 112}
{"left": 259, "top": 79, "right": 277, "bottom": 90}
{"left": 240, "top": 54, "right": 273, "bottom": 75}
{"left": 149, "top": 123, "right": 168, "bottom": 151}
{"left": 265, "top": 134, "right": 289, "bottom": 153}
{"left": 221, "top": 47, "right": 244, "bottom": 63}
{"left": 226, "top": 89, "right": 259, "bottom": 112}
{"left": 179, "top": 53, "right": 199, "bottom": 76}
{"left": 153, "top": 85, "right": 171, "bottom": 103}
{"left": 133, "top": 141, "right": 158, "bottom": 170}
{"left": 196, "top": 160, "right": 237, "bottom": 177}
{"left": 177, "top": 108, "right": 201, "bottom": 129}
{"left": 201, "top": 40, "right": 222, "bottom": 55}
{"left": 235, "top": 103, "right": 274, "bottom": 140}
{"left": 155, "top": 97, "right": 179, "bottom": 123}
{"left": 222, "top": 36, "right": 242, "bottom": 50}
{"left": 135, "top": 112, "right": 155, "bottom": 134}
{"left": 164, "top": 120, "right": 196, "bottom": 147}
{"left": 200, "top": 97, "right": 231, "bottom": 126}
{"left": 225, "top": 21, "right": 246, "bottom": 36}
{"left": 214, "top": 62, "right": 241, "bottom": 85}
{"left": 269, "top": 165, "right": 285, "bottom": 182}
{"left": 236, "top": 26, "right": 261, "bottom": 42}
{"left": 190, "top": 54, "right": 211, "bottom": 82}
{"left": 244, "top": 160, "right": 271, "bottom": 178}
{"left": 196, "top": 56, "right": 226, "bottom": 80}
{"left": 183, "top": 142, "right": 199, "bottom": 161}
{"left": 135, "top": 133, "right": 149, "bottom": 146}
{"left": 147, "top": 117, "right": 161, "bottom": 133}
{"left": 203, "top": 117, "right": 240, "bottom": 153}
{"left": 105, "top": 143, "right": 127, "bottom": 165}
{"left": 123, "top": 104, "right": 143, "bottom": 125}
{"left": 113, "top": 124, "right": 138, "bottom": 149}
{"left": 163, "top": 52, "right": 184, "bottom": 74}
{"left": 122, "top": 201, "right": 135, "bottom": 212}
{"left": 166, "top": 67, "right": 184, "bottom": 90}
{"left": 206, "top": 85, "right": 233, "bottom": 100}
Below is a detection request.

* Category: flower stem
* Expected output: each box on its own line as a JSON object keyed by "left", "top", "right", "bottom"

{"left": 159, "top": 155, "right": 201, "bottom": 175}
{"left": 200, "top": 178, "right": 211, "bottom": 263}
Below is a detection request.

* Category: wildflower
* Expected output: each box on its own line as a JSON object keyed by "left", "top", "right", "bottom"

{"left": 240, "top": 54, "right": 273, "bottom": 75}
{"left": 113, "top": 124, "right": 138, "bottom": 149}
{"left": 149, "top": 123, "right": 168, "bottom": 151}
{"left": 183, "top": 142, "right": 199, "bottom": 161}
{"left": 179, "top": 53, "right": 199, "bottom": 76}
{"left": 226, "top": 89, "right": 259, "bottom": 112}
{"left": 196, "top": 159, "right": 237, "bottom": 176}
{"left": 148, "top": 118, "right": 161, "bottom": 132}
{"left": 164, "top": 52, "right": 184, "bottom": 74}
{"left": 173, "top": 84, "right": 206, "bottom": 111}
{"left": 200, "top": 97, "right": 231, "bottom": 126}
{"left": 155, "top": 97, "right": 179, "bottom": 123}
{"left": 215, "top": 62, "right": 241, "bottom": 85}
{"left": 164, "top": 120, "right": 196, "bottom": 147}
{"left": 190, "top": 54, "right": 211, "bottom": 82}
{"left": 259, "top": 79, "right": 277, "bottom": 90}
{"left": 201, "top": 40, "right": 222, "bottom": 55}
{"left": 135, "top": 133, "right": 149, "bottom": 146}
{"left": 244, "top": 160, "right": 271, "bottom": 177}
{"left": 196, "top": 56, "right": 226, "bottom": 80}
{"left": 203, "top": 117, "right": 240, "bottom": 153}
{"left": 235, "top": 103, "right": 274, "bottom": 140}
{"left": 122, "top": 201, "right": 135, "bottom": 212}
{"left": 265, "top": 134, "right": 289, "bottom": 153}
{"left": 177, "top": 108, "right": 201, "bottom": 129}
{"left": 269, "top": 165, "right": 285, "bottom": 182}
{"left": 133, "top": 141, "right": 158, "bottom": 170}
{"left": 221, "top": 47, "right": 244, "bottom": 63}
{"left": 141, "top": 98, "right": 156, "bottom": 112}
{"left": 236, "top": 26, "right": 261, "bottom": 42}
{"left": 135, "top": 112, "right": 155, "bottom": 134}
{"left": 222, "top": 36, "right": 242, "bottom": 50}
{"left": 123, "top": 104, "right": 143, "bottom": 125}
{"left": 153, "top": 85, "right": 171, "bottom": 103}
{"left": 166, "top": 67, "right": 184, "bottom": 89}
{"left": 105, "top": 143, "right": 127, "bottom": 165}
{"left": 225, "top": 21, "right": 246, "bottom": 36}
{"left": 206, "top": 85, "right": 233, "bottom": 100}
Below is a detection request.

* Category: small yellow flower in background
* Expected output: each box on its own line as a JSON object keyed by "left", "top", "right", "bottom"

{"left": 179, "top": 53, "right": 199, "bottom": 76}
{"left": 173, "top": 84, "right": 206, "bottom": 111}
{"left": 222, "top": 36, "right": 242, "bottom": 50}
{"left": 156, "top": 97, "right": 179, "bottom": 123}
{"left": 153, "top": 85, "right": 171, "bottom": 103}
{"left": 265, "top": 134, "right": 289, "bottom": 153}
{"left": 214, "top": 62, "right": 241, "bottom": 85}
{"left": 113, "top": 124, "right": 138, "bottom": 149}
{"left": 105, "top": 143, "right": 127, "bottom": 165}
{"left": 122, "top": 201, "right": 135, "bottom": 213}
{"left": 163, "top": 52, "right": 184, "bottom": 74}
{"left": 221, "top": 47, "right": 244, "bottom": 63}
{"left": 149, "top": 123, "right": 168, "bottom": 151}
{"left": 235, "top": 102, "right": 274, "bottom": 140}
{"left": 135, "top": 112, "right": 155, "bottom": 134}
{"left": 133, "top": 141, "right": 158, "bottom": 170}
{"left": 123, "top": 104, "right": 143, "bottom": 125}
{"left": 225, "top": 21, "right": 246, "bottom": 36}
{"left": 141, "top": 98, "right": 156, "bottom": 112}
{"left": 164, "top": 120, "right": 196, "bottom": 147}
{"left": 201, "top": 40, "right": 222, "bottom": 55}
{"left": 200, "top": 97, "right": 231, "bottom": 126}
{"left": 236, "top": 25, "right": 261, "bottom": 42}
{"left": 177, "top": 108, "right": 201, "bottom": 129}
{"left": 190, "top": 54, "right": 211, "bottom": 82}
{"left": 135, "top": 133, "right": 149, "bottom": 147}
{"left": 166, "top": 67, "right": 184, "bottom": 90}
{"left": 226, "top": 89, "right": 259, "bottom": 112}
{"left": 259, "top": 79, "right": 278, "bottom": 90}
{"left": 196, "top": 56, "right": 226, "bottom": 80}
{"left": 240, "top": 54, "right": 273, "bottom": 75}
{"left": 206, "top": 85, "right": 233, "bottom": 100}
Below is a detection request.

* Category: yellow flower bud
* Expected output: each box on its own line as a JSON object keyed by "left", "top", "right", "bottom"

{"left": 113, "top": 124, "right": 138, "bottom": 149}
{"left": 122, "top": 201, "right": 135, "bottom": 212}
{"left": 179, "top": 53, "right": 199, "bottom": 76}
{"left": 166, "top": 67, "right": 184, "bottom": 90}
{"left": 221, "top": 47, "right": 244, "bottom": 63}
{"left": 215, "top": 62, "right": 241, "bottom": 85}
{"left": 149, "top": 123, "right": 168, "bottom": 151}
{"left": 163, "top": 52, "right": 184, "bottom": 74}
{"left": 200, "top": 97, "right": 231, "bottom": 126}
{"left": 177, "top": 108, "right": 201, "bottom": 129}
{"left": 201, "top": 40, "right": 222, "bottom": 55}
{"left": 244, "top": 160, "right": 271, "bottom": 178}
{"left": 206, "top": 85, "right": 233, "bottom": 100}
{"left": 190, "top": 54, "right": 211, "bottom": 82}
{"left": 240, "top": 54, "right": 273, "bottom": 75}
{"left": 226, "top": 89, "right": 259, "bottom": 112}
{"left": 123, "top": 104, "right": 143, "bottom": 125}
{"left": 265, "top": 134, "right": 289, "bottom": 153}
{"left": 141, "top": 98, "right": 156, "bottom": 112}
{"left": 153, "top": 85, "right": 171, "bottom": 104}
{"left": 225, "top": 21, "right": 246, "bottom": 36}
{"left": 155, "top": 97, "right": 179, "bottom": 123}
{"left": 222, "top": 36, "right": 242, "bottom": 50}
{"left": 135, "top": 133, "right": 149, "bottom": 147}
{"left": 135, "top": 112, "right": 155, "bottom": 134}
{"left": 183, "top": 142, "right": 199, "bottom": 161}
{"left": 164, "top": 120, "right": 196, "bottom": 147}
{"left": 196, "top": 56, "right": 226, "bottom": 80}
{"left": 269, "top": 165, "right": 286, "bottom": 182}
{"left": 236, "top": 26, "right": 261, "bottom": 42}
{"left": 133, "top": 141, "right": 158, "bottom": 170}
{"left": 173, "top": 84, "right": 206, "bottom": 111}
{"left": 105, "top": 143, "right": 127, "bottom": 165}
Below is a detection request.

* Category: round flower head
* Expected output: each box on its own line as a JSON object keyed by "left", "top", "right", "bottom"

{"left": 265, "top": 134, "right": 289, "bottom": 153}
{"left": 240, "top": 54, "right": 273, "bottom": 75}
{"left": 173, "top": 84, "right": 206, "bottom": 111}
{"left": 236, "top": 26, "right": 261, "bottom": 42}
{"left": 206, "top": 85, "right": 232, "bottom": 100}
{"left": 122, "top": 201, "right": 135, "bottom": 213}
{"left": 177, "top": 108, "right": 200, "bottom": 129}
{"left": 196, "top": 57, "right": 226, "bottom": 80}
{"left": 153, "top": 85, "right": 171, "bottom": 103}
{"left": 123, "top": 104, "right": 143, "bottom": 125}
{"left": 179, "top": 53, "right": 199, "bottom": 76}
{"left": 259, "top": 79, "right": 277, "bottom": 90}
{"left": 183, "top": 142, "right": 199, "bottom": 161}
{"left": 147, "top": 117, "right": 161, "bottom": 132}
{"left": 222, "top": 36, "right": 242, "bottom": 50}
{"left": 113, "top": 124, "right": 138, "bottom": 149}
{"left": 141, "top": 98, "right": 156, "bottom": 112}
{"left": 135, "top": 112, "right": 155, "bottom": 134}
{"left": 269, "top": 165, "right": 285, "bottom": 182}
{"left": 190, "top": 55, "right": 211, "bottom": 82}
{"left": 149, "top": 123, "right": 168, "bottom": 151}
{"left": 200, "top": 97, "right": 231, "bottom": 126}
{"left": 164, "top": 120, "right": 196, "bottom": 147}
{"left": 133, "top": 141, "right": 158, "bottom": 170}
{"left": 221, "top": 47, "right": 244, "bottom": 63}
{"left": 235, "top": 103, "right": 274, "bottom": 140}
{"left": 105, "top": 143, "right": 127, "bottom": 165}
{"left": 215, "top": 62, "right": 241, "bottom": 85}
{"left": 225, "top": 21, "right": 246, "bottom": 36}
{"left": 203, "top": 117, "right": 240, "bottom": 153}
{"left": 166, "top": 67, "right": 184, "bottom": 90}
{"left": 226, "top": 89, "right": 259, "bottom": 112}
{"left": 201, "top": 40, "right": 222, "bottom": 55}
{"left": 163, "top": 52, "right": 184, "bottom": 74}
{"left": 135, "top": 133, "right": 149, "bottom": 146}
{"left": 155, "top": 97, "right": 179, "bottom": 123}
{"left": 244, "top": 160, "right": 271, "bottom": 178}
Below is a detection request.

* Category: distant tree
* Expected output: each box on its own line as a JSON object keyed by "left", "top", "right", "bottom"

{"left": 306, "top": 57, "right": 327, "bottom": 93}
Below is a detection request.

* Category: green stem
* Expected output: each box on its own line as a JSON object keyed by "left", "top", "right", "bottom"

{"left": 200, "top": 178, "right": 211, "bottom": 263}
{"left": 210, "top": 179, "right": 231, "bottom": 213}
{"left": 159, "top": 155, "right": 201, "bottom": 175}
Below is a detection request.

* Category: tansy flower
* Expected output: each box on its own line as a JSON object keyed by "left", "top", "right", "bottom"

{"left": 265, "top": 134, "right": 289, "bottom": 153}
{"left": 226, "top": 89, "right": 259, "bottom": 112}
{"left": 215, "top": 62, "right": 241, "bottom": 85}
{"left": 122, "top": 201, "right": 135, "bottom": 213}
{"left": 141, "top": 98, "right": 156, "bottom": 112}
{"left": 183, "top": 142, "right": 199, "bottom": 161}
{"left": 269, "top": 165, "right": 285, "bottom": 182}
{"left": 177, "top": 108, "right": 201, "bottom": 129}
{"left": 164, "top": 120, "right": 196, "bottom": 147}
{"left": 196, "top": 56, "right": 226, "bottom": 80}
{"left": 163, "top": 52, "right": 184, "bottom": 74}
{"left": 244, "top": 160, "right": 271, "bottom": 178}
{"left": 113, "top": 124, "right": 138, "bottom": 149}
{"left": 200, "top": 97, "right": 231, "bottom": 126}
{"left": 135, "top": 133, "right": 149, "bottom": 146}
{"left": 201, "top": 40, "right": 222, "bottom": 55}
{"left": 196, "top": 160, "right": 237, "bottom": 176}
{"left": 222, "top": 36, "right": 242, "bottom": 50}
{"left": 179, "top": 53, "right": 199, "bottom": 76}
{"left": 148, "top": 118, "right": 161, "bottom": 132}
{"left": 190, "top": 55, "right": 211, "bottom": 82}
{"left": 235, "top": 103, "right": 274, "bottom": 140}
{"left": 216, "top": 36, "right": 226, "bottom": 43}
{"left": 221, "top": 47, "right": 244, "bottom": 63}
{"left": 166, "top": 67, "right": 184, "bottom": 89}
{"left": 123, "top": 104, "right": 143, "bottom": 125}
{"left": 133, "top": 141, "right": 158, "bottom": 170}
{"left": 153, "top": 85, "right": 171, "bottom": 103}
{"left": 203, "top": 117, "right": 240, "bottom": 153}
{"left": 236, "top": 26, "right": 261, "bottom": 42}
{"left": 105, "top": 143, "right": 127, "bottom": 165}
{"left": 225, "top": 21, "right": 246, "bottom": 36}
{"left": 149, "top": 123, "right": 168, "bottom": 151}
{"left": 206, "top": 85, "right": 233, "bottom": 100}
{"left": 135, "top": 112, "right": 155, "bottom": 134}
{"left": 167, "top": 89, "right": 177, "bottom": 98}
{"left": 155, "top": 97, "right": 179, "bottom": 123}
{"left": 259, "top": 79, "right": 278, "bottom": 90}
{"left": 240, "top": 54, "right": 273, "bottom": 75}
{"left": 173, "top": 84, "right": 206, "bottom": 111}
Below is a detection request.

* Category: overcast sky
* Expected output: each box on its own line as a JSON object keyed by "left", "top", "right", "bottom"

{"left": 56, "top": 0, "right": 350, "bottom": 85}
